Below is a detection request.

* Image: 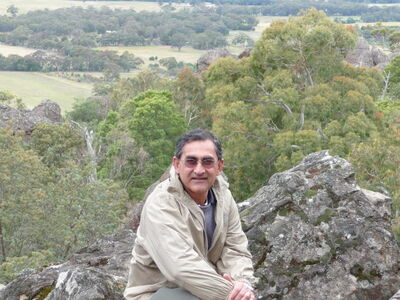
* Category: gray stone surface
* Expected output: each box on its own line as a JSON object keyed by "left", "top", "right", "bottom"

{"left": 345, "top": 38, "right": 390, "bottom": 69}
{"left": 196, "top": 48, "right": 234, "bottom": 73}
{"left": 0, "top": 100, "right": 61, "bottom": 135}
{"left": 241, "top": 150, "right": 400, "bottom": 299}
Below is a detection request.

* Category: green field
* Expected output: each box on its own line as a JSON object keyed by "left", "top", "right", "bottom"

{"left": 0, "top": 72, "right": 93, "bottom": 113}
{"left": 0, "top": 0, "right": 188, "bottom": 14}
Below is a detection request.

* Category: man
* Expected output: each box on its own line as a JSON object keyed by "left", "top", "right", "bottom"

{"left": 124, "top": 129, "right": 255, "bottom": 300}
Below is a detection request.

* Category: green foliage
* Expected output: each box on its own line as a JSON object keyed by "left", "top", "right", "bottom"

{"left": 173, "top": 67, "right": 207, "bottom": 127}
{"left": 231, "top": 33, "right": 254, "bottom": 47}
{"left": 0, "top": 250, "right": 53, "bottom": 283}
{"left": 98, "top": 90, "right": 187, "bottom": 200}
{"left": 39, "top": 164, "right": 127, "bottom": 259}
{"left": 384, "top": 56, "right": 400, "bottom": 99}
{"left": 109, "top": 70, "right": 170, "bottom": 111}
{"left": 0, "top": 6, "right": 256, "bottom": 53}
{"left": 212, "top": 101, "right": 274, "bottom": 200}
{"left": 98, "top": 111, "right": 120, "bottom": 138}
{"left": 67, "top": 97, "right": 106, "bottom": 126}
{"left": 251, "top": 9, "right": 357, "bottom": 86}
{"left": 348, "top": 128, "right": 400, "bottom": 238}
{"left": 0, "top": 128, "right": 128, "bottom": 281}
{"left": 0, "top": 90, "right": 26, "bottom": 109}
{"left": 203, "top": 9, "right": 383, "bottom": 201}
{"left": 29, "top": 123, "right": 84, "bottom": 168}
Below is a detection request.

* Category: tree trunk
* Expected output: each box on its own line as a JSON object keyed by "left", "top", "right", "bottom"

{"left": 0, "top": 220, "right": 6, "bottom": 262}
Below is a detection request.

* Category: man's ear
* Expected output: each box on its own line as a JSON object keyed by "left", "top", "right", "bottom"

{"left": 217, "top": 159, "right": 224, "bottom": 175}
{"left": 173, "top": 156, "right": 180, "bottom": 174}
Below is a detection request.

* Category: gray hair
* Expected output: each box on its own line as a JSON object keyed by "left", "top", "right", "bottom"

{"left": 175, "top": 129, "right": 222, "bottom": 160}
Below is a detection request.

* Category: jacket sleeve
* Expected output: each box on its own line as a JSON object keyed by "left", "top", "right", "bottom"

{"left": 215, "top": 195, "right": 255, "bottom": 286}
{"left": 140, "top": 193, "right": 233, "bottom": 300}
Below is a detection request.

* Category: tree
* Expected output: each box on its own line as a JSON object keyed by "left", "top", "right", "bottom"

{"left": 251, "top": 8, "right": 357, "bottom": 87}
{"left": 231, "top": 33, "right": 254, "bottom": 47}
{"left": 170, "top": 32, "right": 187, "bottom": 51}
{"left": 203, "top": 9, "right": 382, "bottom": 201}
{"left": 0, "top": 128, "right": 128, "bottom": 282}
{"left": 67, "top": 97, "right": 106, "bottom": 125}
{"left": 173, "top": 67, "right": 206, "bottom": 127}
{"left": 98, "top": 90, "right": 187, "bottom": 200}
{"left": 6, "top": 5, "right": 18, "bottom": 18}
{"left": 29, "top": 123, "right": 84, "bottom": 168}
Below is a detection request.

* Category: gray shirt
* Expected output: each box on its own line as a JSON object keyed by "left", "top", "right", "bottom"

{"left": 199, "top": 189, "right": 216, "bottom": 250}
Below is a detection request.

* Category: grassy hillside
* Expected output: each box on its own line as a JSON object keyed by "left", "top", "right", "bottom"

{"left": 0, "top": 72, "right": 93, "bottom": 113}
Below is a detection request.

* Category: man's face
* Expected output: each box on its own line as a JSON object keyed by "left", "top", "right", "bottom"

{"left": 173, "top": 139, "right": 224, "bottom": 204}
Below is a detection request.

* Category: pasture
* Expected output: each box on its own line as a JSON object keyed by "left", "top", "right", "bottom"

{"left": 0, "top": 72, "right": 93, "bottom": 113}
{"left": 98, "top": 45, "right": 209, "bottom": 66}
{"left": 0, "top": 0, "right": 188, "bottom": 14}
{"left": 0, "top": 44, "right": 37, "bottom": 56}
{"left": 228, "top": 15, "right": 286, "bottom": 43}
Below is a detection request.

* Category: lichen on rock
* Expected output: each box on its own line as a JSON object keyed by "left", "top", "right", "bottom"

{"left": 242, "top": 150, "right": 400, "bottom": 299}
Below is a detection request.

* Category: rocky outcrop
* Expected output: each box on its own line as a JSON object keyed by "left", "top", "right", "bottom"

{"left": 241, "top": 150, "right": 400, "bottom": 299}
{"left": 0, "top": 230, "right": 135, "bottom": 300}
{"left": 2, "top": 151, "right": 400, "bottom": 299}
{"left": 345, "top": 38, "right": 390, "bottom": 69}
{"left": 0, "top": 100, "right": 61, "bottom": 135}
{"left": 196, "top": 48, "right": 235, "bottom": 73}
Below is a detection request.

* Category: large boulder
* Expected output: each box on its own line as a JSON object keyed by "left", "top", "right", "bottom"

{"left": 241, "top": 150, "right": 400, "bottom": 299}
{"left": 2, "top": 151, "right": 400, "bottom": 299}
{"left": 196, "top": 48, "right": 235, "bottom": 73}
{"left": 0, "top": 100, "right": 61, "bottom": 135}
{"left": 346, "top": 38, "right": 390, "bottom": 69}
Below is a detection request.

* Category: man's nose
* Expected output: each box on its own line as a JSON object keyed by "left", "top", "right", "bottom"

{"left": 194, "top": 161, "right": 206, "bottom": 174}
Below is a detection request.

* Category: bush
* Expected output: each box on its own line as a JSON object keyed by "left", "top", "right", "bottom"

{"left": 0, "top": 250, "right": 54, "bottom": 283}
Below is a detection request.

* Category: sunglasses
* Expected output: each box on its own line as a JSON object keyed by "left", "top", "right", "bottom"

{"left": 183, "top": 157, "right": 217, "bottom": 169}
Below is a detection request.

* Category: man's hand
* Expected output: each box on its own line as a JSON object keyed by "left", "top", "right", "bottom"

{"left": 223, "top": 274, "right": 255, "bottom": 300}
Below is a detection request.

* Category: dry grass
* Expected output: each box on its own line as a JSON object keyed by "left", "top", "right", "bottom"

{"left": 0, "top": 71, "right": 93, "bottom": 113}
{"left": 98, "top": 45, "right": 209, "bottom": 66}
{"left": 229, "top": 16, "right": 287, "bottom": 45}
{"left": 368, "top": 3, "right": 400, "bottom": 7}
{"left": 0, "top": 44, "right": 37, "bottom": 56}
{"left": 0, "top": 0, "right": 189, "bottom": 14}
{"left": 355, "top": 21, "right": 400, "bottom": 26}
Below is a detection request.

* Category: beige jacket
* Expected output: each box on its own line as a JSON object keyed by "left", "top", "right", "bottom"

{"left": 124, "top": 170, "right": 254, "bottom": 300}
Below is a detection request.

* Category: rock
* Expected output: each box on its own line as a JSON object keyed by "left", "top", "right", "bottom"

{"left": 46, "top": 268, "right": 123, "bottom": 300}
{"left": 32, "top": 100, "right": 62, "bottom": 123}
{"left": 2, "top": 151, "right": 400, "bottom": 299}
{"left": 346, "top": 38, "right": 390, "bottom": 69}
{"left": 391, "top": 289, "right": 400, "bottom": 300}
{"left": 238, "top": 48, "right": 252, "bottom": 59}
{"left": 0, "top": 100, "right": 62, "bottom": 135}
{"left": 0, "top": 230, "right": 135, "bottom": 300}
{"left": 196, "top": 48, "right": 235, "bottom": 73}
{"left": 241, "top": 150, "right": 400, "bottom": 299}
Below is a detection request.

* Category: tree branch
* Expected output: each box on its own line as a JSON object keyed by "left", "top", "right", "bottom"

{"left": 244, "top": 98, "right": 293, "bottom": 114}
